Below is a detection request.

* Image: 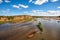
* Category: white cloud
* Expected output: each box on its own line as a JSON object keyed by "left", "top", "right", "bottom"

{"left": 34, "top": 0, "right": 48, "bottom": 5}
{"left": 47, "top": 10, "right": 60, "bottom": 16}
{"left": 29, "top": 0, "right": 32, "bottom": 2}
{"left": 13, "top": 4, "right": 29, "bottom": 9}
{"left": 19, "top": 4, "right": 29, "bottom": 8}
{"left": 12, "top": 5, "right": 20, "bottom": 9}
{"left": 29, "top": 0, "right": 59, "bottom": 5}
{"left": 5, "top": 0, "right": 11, "bottom": 3}
{"left": 24, "top": 10, "right": 48, "bottom": 16}
{"left": 24, "top": 10, "right": 60, "bottom": 16}
{"left": 0, "top": 0, "right": 3, "bottom": 4}
{"left": 0, "top": 0, "right": 10, "bottom": 4}
{"left": 57, "top": 6, "right": 60, "bottom": 8}
{"left": 51, "top": 0, "right": 58, "bottom": 2}
{"left": 29, "top": 0, "right": 48, "bottom": 5}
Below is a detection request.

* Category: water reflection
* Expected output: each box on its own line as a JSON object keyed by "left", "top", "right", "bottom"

{"left": 57, "top": 20, "right": 60, "bottom": 23}
{"left": 0, "top": 18, "right": 60, "bottom": 40}
{"left": 37, "top": 18, "right": 60, "bottom": 40}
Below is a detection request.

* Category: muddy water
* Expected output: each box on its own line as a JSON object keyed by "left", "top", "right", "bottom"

{"left": 0, "top": 18, "right": 60, "bottom": 40}
{"left": 37, "top": 18, "right": 60, "bottom": 40}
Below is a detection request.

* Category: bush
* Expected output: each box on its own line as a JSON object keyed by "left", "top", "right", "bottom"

{"left": 37, "top": 22, "right": 43, "bottom": 32}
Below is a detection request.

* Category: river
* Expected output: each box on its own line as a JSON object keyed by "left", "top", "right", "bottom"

{"left": 0, "top": 18, "right": 60, "bottom": 40}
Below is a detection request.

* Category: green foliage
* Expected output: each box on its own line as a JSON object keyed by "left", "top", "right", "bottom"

{"left": 0, "top": 21, "right": 7, "bottom": 24}
{"left": 37, "top": 22, "right": 43, "bottom": 32}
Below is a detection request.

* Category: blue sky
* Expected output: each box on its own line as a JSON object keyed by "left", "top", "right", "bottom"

{"left": 0, "top": 0, "right": 60, "bottom": 16}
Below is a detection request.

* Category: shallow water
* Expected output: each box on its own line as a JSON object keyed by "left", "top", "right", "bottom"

{"left": 37, "top": 18, "right": 60, "bottom": 40}
{"left": 0, "top": 18, "right": 60, "bottom": 40}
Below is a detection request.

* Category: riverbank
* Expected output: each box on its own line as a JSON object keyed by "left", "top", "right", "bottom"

{"left": 0, "top": 18, "right": 33, "bottom": 25}
{"left": 0, "top": 15, "right": 33, "bottom": 24}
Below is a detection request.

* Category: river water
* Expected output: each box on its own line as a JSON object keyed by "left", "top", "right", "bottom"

{"left": 0, "top": 18, "right": 60, "bottom": 40}
{"left": 36, "top": 18, "right": 60, "bottom": 40}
